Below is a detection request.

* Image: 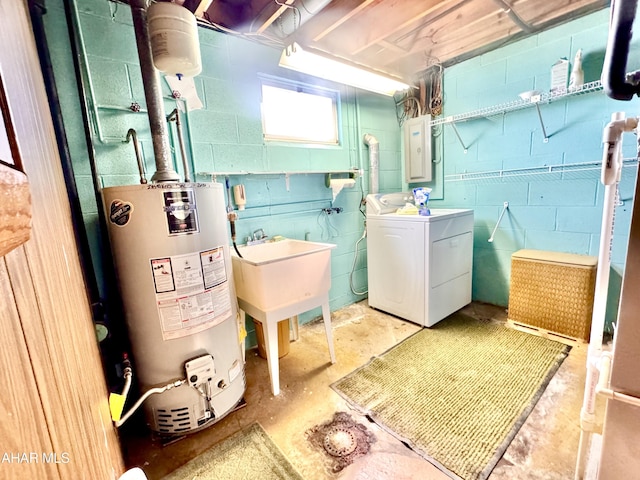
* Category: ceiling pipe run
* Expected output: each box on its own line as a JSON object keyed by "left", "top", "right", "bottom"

{"left": 129, "top": 0, "right": 179, "bottom": 183}
{"left": 264, "top": 0, "right": 332, "bottom": 37}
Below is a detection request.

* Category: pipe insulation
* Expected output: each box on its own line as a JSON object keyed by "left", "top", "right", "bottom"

{"left": 363, "top": 133, "right": 379, "bottom": 195}
{"left": 129, "top": 0, "right": 179, "bottom": 183}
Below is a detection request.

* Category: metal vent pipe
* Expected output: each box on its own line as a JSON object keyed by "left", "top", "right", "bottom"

{"left": 129, "top": 0, "right": 179, "bottom": 182}
{"left": 363, "top": 133, "right": 379, "bottom": 195}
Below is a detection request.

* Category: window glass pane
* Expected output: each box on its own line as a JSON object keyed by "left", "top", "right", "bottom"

{"left": 261, "top": 81, "right": 339, "bottom": 145}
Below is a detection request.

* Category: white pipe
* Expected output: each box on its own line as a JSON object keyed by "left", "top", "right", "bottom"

{"left": 121, "top": 369, "right": 133, "bottom": 401}
{"left": 488, "top": 201, "right": 509, "bottom": 242}
{"left": 574, "top": 112, "right": 639, "bottom": 479}
{"left": 115, "top": 379, "right": 186, "bottom": 427}
{"left": 596, "top": 352, "right": 640, "bottom": 407}
{"left": 363, "top": 133, "right": 379, "bottom": 194}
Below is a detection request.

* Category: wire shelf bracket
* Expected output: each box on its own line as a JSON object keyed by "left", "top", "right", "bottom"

{"left": 449, "top": 123, "right": 469, "bottom": 153}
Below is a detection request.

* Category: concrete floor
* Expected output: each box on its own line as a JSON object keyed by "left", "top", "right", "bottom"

{"left": 121, "top": 301, "right": 605, "bottom": 480}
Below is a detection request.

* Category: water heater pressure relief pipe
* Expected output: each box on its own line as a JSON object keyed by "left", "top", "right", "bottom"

{"left": 574, "top": 112, "right": 639, "bottom": 480}
{"left": 167, "top": 108, "right": 191, "bottom": 183}
{"left": 125, "top": 129, "right": 147, "bottom": 184}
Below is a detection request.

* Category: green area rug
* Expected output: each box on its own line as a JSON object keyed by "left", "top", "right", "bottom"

{"left": 332, "top": 313, "right": 569, "bottom": 480}
{"left": 162, "top": 423, "right": 304, "bottom": 480}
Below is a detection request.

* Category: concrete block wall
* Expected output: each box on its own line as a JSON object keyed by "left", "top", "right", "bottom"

{"left": 427, "top": 9, "right": 640, "bottom": 328}
{"left": 44, "top": 0, "right": 403, "bottom": 347}
{"left": 45, "top": 2, "right": 639, "bottom": 337}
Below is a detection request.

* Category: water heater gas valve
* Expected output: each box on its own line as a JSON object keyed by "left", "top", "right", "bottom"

{"left": 184, "top": 354, "right": 215, "bottom": 388}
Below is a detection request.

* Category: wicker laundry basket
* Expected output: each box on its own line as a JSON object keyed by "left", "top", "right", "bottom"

{"left": 508, "top": 249, "right": 597, "bottom": 342}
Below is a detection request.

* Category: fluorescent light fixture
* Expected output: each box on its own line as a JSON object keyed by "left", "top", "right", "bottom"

{"left": 279, "top": 43, "right": 411, "bottom": 96}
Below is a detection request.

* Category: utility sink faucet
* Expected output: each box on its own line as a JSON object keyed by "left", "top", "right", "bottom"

{"left": 253, "top": 228, "right": 266, "bottom": 240}
{"left": 246, "top": 228, "right": 268, "bottom": 245}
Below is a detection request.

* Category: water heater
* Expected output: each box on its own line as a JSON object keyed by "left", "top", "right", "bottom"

{"left": 103, "top": 182, "right": 244, "bottom": 434}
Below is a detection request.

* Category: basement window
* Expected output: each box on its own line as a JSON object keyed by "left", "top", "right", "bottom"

{"left": 260, "top": 76, "right": 340, "bottom": 145}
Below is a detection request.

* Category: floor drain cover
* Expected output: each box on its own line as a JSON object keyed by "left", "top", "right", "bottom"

{"left": 307, "top": 412, "right": 375, "bottom": 472}
{"left": 323, "top": 427, "right": 357, "bottom": 457}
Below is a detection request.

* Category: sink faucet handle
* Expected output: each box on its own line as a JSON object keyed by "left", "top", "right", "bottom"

{"left": 253, "top": 228, "right": 266, "bottom": 240}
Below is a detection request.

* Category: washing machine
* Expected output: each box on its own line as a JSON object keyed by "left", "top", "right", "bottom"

{"left": 366, "top": 193, "right": 474, "bottom": 327}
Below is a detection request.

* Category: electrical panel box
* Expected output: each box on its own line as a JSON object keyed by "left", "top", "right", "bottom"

{"left": 404, "top": 115, "right": 432, "bottom": 183}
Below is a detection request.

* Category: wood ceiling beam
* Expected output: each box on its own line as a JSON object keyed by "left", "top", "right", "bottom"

{"left": 350, "top": 0, "right": 460, "bottom": 55}
{"left": 255, "top": 0, "right": 294, "bottom": 34}
{"left": 399, "top": 19, "right": 518, "bottom": 71}
{"left": 376, "top": 39, "right": 409, "bottom": 55}
{"left": 368, "top": 6, "right": 512, "bottom": 71}
{"left": 193, "top": 0, "right": 214, "bottom": 18}
{"left": 312, "top": 0, "right": 377, "bottom": 42}
{"left": 513, "top": 0, "right": 608, "bottom": 26}
{"left": 490, "top": 0, "right": 533, "bottom": 33}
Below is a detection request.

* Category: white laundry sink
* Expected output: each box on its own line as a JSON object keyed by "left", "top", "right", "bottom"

{"left": 231, "top": 239, "right": 336, "bottom": 312}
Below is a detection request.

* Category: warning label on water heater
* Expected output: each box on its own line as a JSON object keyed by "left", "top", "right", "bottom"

{"left": 151, "top": 246, "right": 232, "bottom": 340}
{"left": 163, "top": 189, "right": 199, "bottom": 236}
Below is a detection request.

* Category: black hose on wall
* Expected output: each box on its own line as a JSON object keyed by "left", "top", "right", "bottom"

{"left": 603, "top": 0, "right": 640, "bottom": 100}
{"left": 29, "top": 0, "right": 129, "bottom": 387}
{"left": 28, "top": 0, "right": 102, "bottom": 311}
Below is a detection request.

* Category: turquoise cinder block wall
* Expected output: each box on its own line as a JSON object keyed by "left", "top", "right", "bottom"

{"left": 426, "top": 9, "right": 640, "bottom": 329}
{"left": 44, "top": 0, "right": 402, "bottom": 347}
{"left": 45, "top": 2, "right": 638, "bottom": 339}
